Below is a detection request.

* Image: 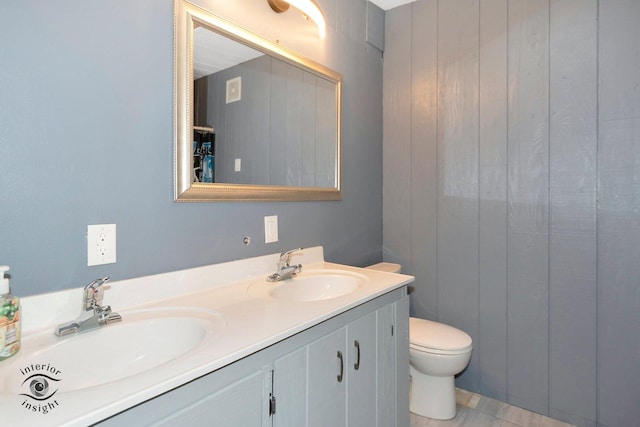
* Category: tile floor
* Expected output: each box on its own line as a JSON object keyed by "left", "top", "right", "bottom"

{"left": 410, "top": 389, "right": 576, "bottom": 427}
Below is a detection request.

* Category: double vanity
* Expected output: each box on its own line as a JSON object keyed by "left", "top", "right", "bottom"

{"left": 0, "top": 247, "right": 413, "bottom": 426}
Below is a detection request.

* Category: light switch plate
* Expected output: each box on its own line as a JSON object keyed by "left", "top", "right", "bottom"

{"left": 234, "top": 158, "right": 242, "bottom": 172}
{"left": 264, "top": 215, "right": 278, "bottom": 243}
{"left": 87, "top": 224, "right": 117, "bottom": 266}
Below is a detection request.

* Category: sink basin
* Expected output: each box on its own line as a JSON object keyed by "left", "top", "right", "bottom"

{"left": 248, "top": 270, "right": 367, "bottom": 302}
{"left": 1, "top": 307, "right": 225, "bottom": 395}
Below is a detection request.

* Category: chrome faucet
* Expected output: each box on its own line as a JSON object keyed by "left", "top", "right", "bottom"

{"left": 54, "top": 277, "right": 122, "bottom": 337}
{"left": 267, "top": 248, "right": 304, "bottom": 282}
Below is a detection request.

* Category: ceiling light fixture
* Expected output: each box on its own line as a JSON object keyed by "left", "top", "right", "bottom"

{"left": 267, "top": 0, "right": 326, "bottom": 38}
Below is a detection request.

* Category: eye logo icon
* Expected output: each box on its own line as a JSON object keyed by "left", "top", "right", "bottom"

{"left": 21, "top": 373, "right": 60, "bottom": 401}
{"left": 18, "top": 364, "right": 63, "bottom": 414}
{"left": 31, "top": 378, "right": 48, "bottom": 396}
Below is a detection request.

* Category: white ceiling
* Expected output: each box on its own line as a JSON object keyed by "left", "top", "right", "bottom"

{"left": 193, "top": 27, "right": 263, "bottom": 79}
{"left": 369, "top": 0, "right": 416, "bottom": 10}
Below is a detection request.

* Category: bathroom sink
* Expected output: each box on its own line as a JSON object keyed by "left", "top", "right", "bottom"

{"left": 248, "top": 270, "right": 367, "bottom": 302}
{"left": 1, "top": 307, "right": 225, "bottom": 394}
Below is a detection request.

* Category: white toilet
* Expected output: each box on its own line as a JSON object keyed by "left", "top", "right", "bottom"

{"left": 409, "top": 317, "right": 472, "bottom": 419}
{"left": 366, "top": 262, "right": 473, "bottom": 420}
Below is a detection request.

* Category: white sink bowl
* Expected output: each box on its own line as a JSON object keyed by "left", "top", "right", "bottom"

{"left": 248, "top": 270, "right": 367, "bottom": 302}
{"left": 0, "top": 307, "right": 225, "bottom": 395}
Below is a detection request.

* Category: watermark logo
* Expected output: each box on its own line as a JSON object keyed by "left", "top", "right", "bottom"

{"left": 18, "top": 363, "right": 62, "bottom": 415}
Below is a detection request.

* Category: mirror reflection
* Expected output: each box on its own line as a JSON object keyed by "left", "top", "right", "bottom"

{"left": 192, "top": 27, "right": 337, "bottom": 187}
{"left": 174, "top": 0, "right": 343, "bottom": 202}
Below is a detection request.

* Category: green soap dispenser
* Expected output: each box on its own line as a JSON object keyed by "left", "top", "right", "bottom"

{"left": 0, "top": 266, "right": 21, "bottom": 360}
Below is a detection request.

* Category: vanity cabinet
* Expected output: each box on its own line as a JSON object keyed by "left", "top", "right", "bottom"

{"left": 273, "top": 296, "right": 409, "bottom": 427}
{"left": 95, "top": 287, "right": 408, "bottom": 427}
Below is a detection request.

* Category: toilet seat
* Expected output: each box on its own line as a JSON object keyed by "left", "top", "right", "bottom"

{"left": 410, "top": 343, "right": 471, "bottom": 356}
{"left": 410, "top": 318, "right": 472, "bottom": 354}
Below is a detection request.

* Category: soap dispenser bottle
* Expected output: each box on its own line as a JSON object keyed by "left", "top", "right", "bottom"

{"left": 0, "top": 266, "right": 20, "bottom": 360}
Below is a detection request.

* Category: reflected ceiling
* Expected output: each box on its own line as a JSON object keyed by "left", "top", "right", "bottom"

{"left": 369, "top": 0, "right": 415, "bottom": 10}
{"left": 193, "top": 27, "right": 263, "bottom": 78}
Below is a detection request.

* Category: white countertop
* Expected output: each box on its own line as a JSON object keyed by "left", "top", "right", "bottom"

{"left": 0, "top": 247, "right": 413, "bottom": 427}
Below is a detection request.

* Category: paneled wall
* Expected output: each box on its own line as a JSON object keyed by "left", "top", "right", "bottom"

{"left": 383, "top": 1, "right": 640, "bottom": 426}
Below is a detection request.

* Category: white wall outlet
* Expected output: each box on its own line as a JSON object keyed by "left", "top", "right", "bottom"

{"left": 234, "top": 158, "right": 242, "bottom": 172}
{"left": 87, "top": 224, "right": 117, "bottom": 266}
{"left": 264, "top": 215, "right": 278, "bottom": 243}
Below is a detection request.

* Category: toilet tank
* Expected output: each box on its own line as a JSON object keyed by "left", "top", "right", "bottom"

{"left": 366, "top": 262, "right": 402, "bottom": 274}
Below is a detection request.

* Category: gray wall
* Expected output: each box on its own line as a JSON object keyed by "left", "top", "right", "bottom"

{"left": 384, "top": 1, "right": 640, "bottom": 426}
{"left": 0, "top": 0, "right": 385, "bottom": 296}
{"left": 204, "top": 56, "right": 336, "bottom": 187}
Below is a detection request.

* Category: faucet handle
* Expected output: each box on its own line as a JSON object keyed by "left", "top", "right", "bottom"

{"left": 83, "top": 276, "right": 109, "bottom": 310}
{"left": 280, "top": 248, "right": 304, "bottom": 266}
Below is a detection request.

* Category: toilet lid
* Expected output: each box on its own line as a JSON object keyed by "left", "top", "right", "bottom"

{"left": 409, "top": 317, "right": 472, "bottom": 352}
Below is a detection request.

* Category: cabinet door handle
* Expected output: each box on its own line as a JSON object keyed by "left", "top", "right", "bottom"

{"left": 337, "top": 351, "right": 344, "bottom": 383}
{"left": 354, "top": 340, "right": 361, "bottom": 371}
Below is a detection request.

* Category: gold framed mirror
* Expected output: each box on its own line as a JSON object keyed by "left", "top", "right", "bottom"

{"left": 174, "top": 0, "right": 342, "bottom": 202}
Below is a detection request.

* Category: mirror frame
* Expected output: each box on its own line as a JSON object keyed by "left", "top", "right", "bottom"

{"left": 174, "top": 0, "right": 343, "bottom": 202}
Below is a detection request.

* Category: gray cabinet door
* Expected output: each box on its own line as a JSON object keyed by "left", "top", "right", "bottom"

{"left": 273, "top": 346, "right": 308, "bottom": 427}
{"left": 153, "top": 369, "right": 268, "bottom": 427}
{"left": 308, "top": 327, "right": 347, "bottom": 427}
{"left": 347, "top": 311, "right": 378, "bottom": 427}
{"left": 395, "top": 296, "right": 410, "bottom": 427}
{"left": 377, "top": 303, "right": 397, "bottom": 427}
{"left": 96, "top": 363, "right": 271, "bottom": 427}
